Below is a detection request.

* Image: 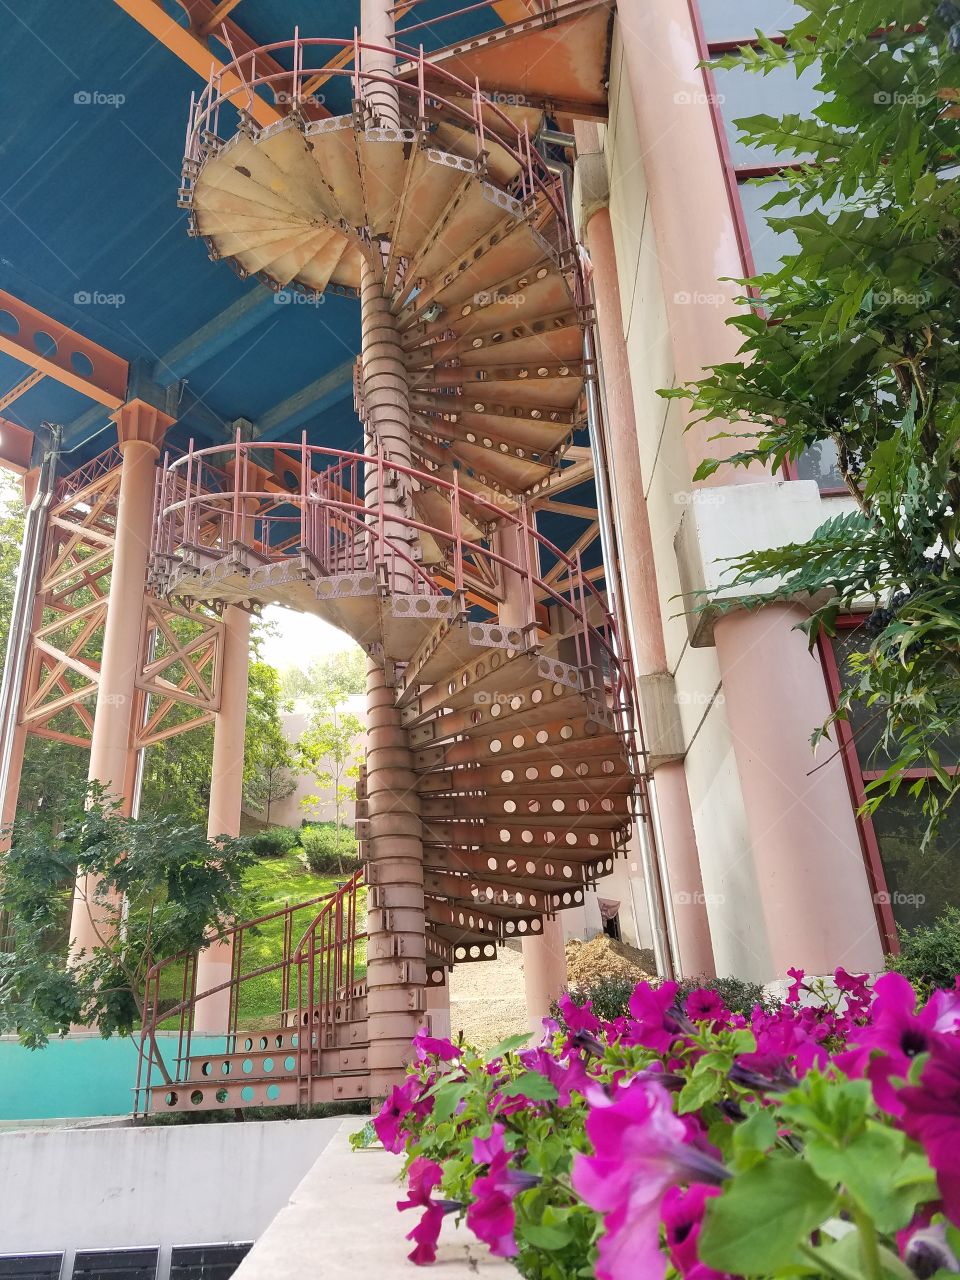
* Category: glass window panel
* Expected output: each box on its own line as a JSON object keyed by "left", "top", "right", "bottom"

{"left": 736, "top": 178, "right": 798, "bottom": 273}
{"left": 712, "top": 60, "right": 821, "bottom": 165}
{"left": 71, "top": 1251, "right": 158, "bottom": 1280}
{"left": 869, "top": 789, "right": 960, "bottom": 932}
{"left": 698, "top": 0, "right": 803, "bottom": 41}
{"left": 169, "top": 1245, "right": 252, "bottom": 1280}
{"left": 796, "top": 437, "right": 845, "bottom": 490}
{"left": 833, "top": 629, "right": 960, "bottom": 769}
{"left": 0, "top": 1258, "right": 63, "bottom": 1279}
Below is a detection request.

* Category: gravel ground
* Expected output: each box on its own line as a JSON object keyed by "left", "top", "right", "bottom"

{"left": 449, "top": 945, "right": 528, "bottom": 1049}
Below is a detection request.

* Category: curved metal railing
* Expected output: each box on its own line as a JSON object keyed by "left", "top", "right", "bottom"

{"left": 151, "top": 434, "right": 636, "bottom": 728}
{"left": 180, "top": 34, "right": 575, "bottom": 277}
{"left": 134, "top": 869, "right": 366, "bottom": 1115}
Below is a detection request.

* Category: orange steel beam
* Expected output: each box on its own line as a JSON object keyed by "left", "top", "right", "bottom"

{"left": 111, "top": 0, "right": 283, "bottom": 128}
{"left": 198, "top": 0, "right": 243, "bottom": 35}
{"left": 0, "top": 418, "right": 34, "bottom": 474}
{"left": 0, "top": 370, "right": 43, "bottom": 415}
{"left": 0, "top": 290, "right": 128, "bottom": 409}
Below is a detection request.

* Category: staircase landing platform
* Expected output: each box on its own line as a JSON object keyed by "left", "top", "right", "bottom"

{"left": 234, "top": 1118, "right": 508, "bottom": 1278}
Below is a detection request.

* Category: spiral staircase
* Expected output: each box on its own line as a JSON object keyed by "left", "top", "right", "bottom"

{"left": 135, "top": 25, "right": 639, "bottom": 1115}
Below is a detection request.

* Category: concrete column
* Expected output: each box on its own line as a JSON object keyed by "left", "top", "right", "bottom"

{"left": 523, "top": 914, "right": 565, "bottom": 1034}
{"left": 359, "top": 220, "right": 427, "bottom": 1092}
{"left": 582, "top": 201, "right": 715, "bottom": 979}
{"left": 364, "top": 656, "right": 426, "bottom": 1094}
{"left": 496, "top": 520, "right": 570, "bottom": 1021}
{"left": 425, "top": 974, "right": 451, "bottom": 1041}
{"left": 70, "top": 400, "right": 172, "bottom": 956}
{"left": 713, "top": 605, "right": 884, "bottom": 976}
{"left": 193, "top": 603, "right": 251, "bottom": 1033}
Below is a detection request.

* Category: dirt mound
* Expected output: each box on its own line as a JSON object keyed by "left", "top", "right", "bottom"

{"left": 565, "top": 934, "right": 657, "bottom": 988}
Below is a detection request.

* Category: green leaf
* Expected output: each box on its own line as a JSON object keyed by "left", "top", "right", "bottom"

{"left": 431, "top": 1078, "right": 470, "bottom": 1124}
{"left": 731, "top": 1107, "right": 778, "bottom": 1169}
{"left": 678, "top": 1062, "right": 724, "bottom": 1114}
{"left": 805, "top": 1123, "right": 916, "bottom": 1232}
{"left": 699, "top": 1157, "right": 838, "bottom": 1273}
{"left": 486, "top": 1032, "right": 533, "bottom": 1059}
{"left": 498, "top": 1072, "right": 558, "bottom": 1102}
{"left": 522, "top": 1221, "right": 574, "bottom": 1251}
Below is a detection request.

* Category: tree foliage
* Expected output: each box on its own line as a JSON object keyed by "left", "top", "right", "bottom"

{"left": 279, "top": 645, "right": 366, "bottom": 706}
{"left": 242, "top": 660, "right": 299, "bottom": 822}
{"left": 663, "top": 1, "right": 960, "bottom": 833}
{"left": 0, "top": 783, "right": 254, "bottom": 1064}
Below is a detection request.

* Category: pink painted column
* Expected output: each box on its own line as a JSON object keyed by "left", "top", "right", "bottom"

{"left": 70, "top": 400, "right": 173, "bottom": 956}
{"left": 497, "top": 520, "right": 570, "bottom": 1022}
{"left": 523, "top": 914, "right": 566, "bottom": 1034}
{"left": 614, "top": 8, "right": 883, "bottom": 973}
{"left": 193, "top": 602, "right": 251, "bottom": 1033}
{"left": 713, "top": 606, "right": 883, "bottom": 975}
{"left": 584, "top": 200, "right": 715, "bottom": 978}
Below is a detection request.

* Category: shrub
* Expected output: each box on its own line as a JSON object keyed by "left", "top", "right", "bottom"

{"left": 249, "top": 826, "right": 299, "bottom": 857}
{"left": 886, "top": 906, "right": 960, "bottom": 998}
{"left": 555, "top": 973, "right": 773, "bottom": 1028}
{"left": 299, "top": 823, "right": 358, "bottom": 874}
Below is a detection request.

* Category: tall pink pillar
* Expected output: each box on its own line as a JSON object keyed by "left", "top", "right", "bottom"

{"left": 714, "top": 605, "right": 883, "bottom": 975}
{"left": 193, "top": 602, "right": 251, "bottom": 1033}
{"left": 523, "top": 914, "right": 566, "bottom": 1034}
{"left": 496, "top": 521, "right": 570, "bottom": 1020}
{"left": 583, "top": 201, "right": 715, "bottom": 978}
{"left": 612, "top": 12, "right": 882, "bottom": 971}
{"left": 70, "top": 400, "right": 173, "bottom": 956}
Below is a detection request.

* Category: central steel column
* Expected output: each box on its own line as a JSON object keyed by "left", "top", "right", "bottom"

{"left": 69, "top": 400, "right": 173, "bottom": 956}
{"left": 359, "top": 0, "right": 427, "bottom": 1093}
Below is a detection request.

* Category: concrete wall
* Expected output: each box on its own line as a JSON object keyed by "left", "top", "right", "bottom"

{"left": 0, "top": 1116, "right": 342, "bottom": 1279}
{"left": 244, "top": 695, "right": 365, "bottom": 830}
{"left": 0, "top": 1033, "right": 227, "bottom": 1122}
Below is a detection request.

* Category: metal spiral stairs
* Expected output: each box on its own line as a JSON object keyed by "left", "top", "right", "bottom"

{"left": 135, "top": 27, "right": 639, "bottom": 1115}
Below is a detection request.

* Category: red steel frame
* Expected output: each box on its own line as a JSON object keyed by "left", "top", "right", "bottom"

{"left": 817, "top": 615, "right": 958, "bottom": 954}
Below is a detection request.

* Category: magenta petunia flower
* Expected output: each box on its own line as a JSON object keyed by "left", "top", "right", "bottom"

{"left": 625, "top": 981, "right": 682, "bottom": 1054}
{"left": 786, "top": 967, "right": 805, "bottom": 1004}
{"left": 898, "top": 1037, "right": 960, "bottom": 1226}
{"left": 558, "top": 991, "right": 601, "bottom": 1035}
{"left": 398, "top": 1157, "right": 447, "bottom": 1265}
{"left": 518, "top": 1045, "right": 592, "bottom": 1105}
{"left": 685, "top": 988, "right": 728, "bottom": 1025}
{"left": 466, "top": 1123, "right": 540, "bottom": 1258}
{"left": 661, "top": 1183, "right": 732, "bottom": 1280}
{"left": 412, "top": 1026, "right": 462, "bottom": 1062}
{"left": 373, "top": 1075, "right": 430, "bottom": 1153}
{"left": 838, "top": 973, "right": 960, "bottom": 1112}
{"left": 572, "top": 1078, "right": 728, "bottom": 1280}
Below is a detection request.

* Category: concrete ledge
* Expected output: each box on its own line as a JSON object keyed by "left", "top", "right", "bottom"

{"left": 235, "top": 1119, "right": 511, "bottom": 1278}
{"left": 674, "top": 480, "right": 856, "bottom": 646}
{"left": 636, "top": 672, "right": 686, "bottom": 765}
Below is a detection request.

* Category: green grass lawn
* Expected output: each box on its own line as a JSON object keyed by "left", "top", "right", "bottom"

{"left": 158, "top": 844, "right": 366, "bottom": 1031}
{"left": 234, "top": 847, "right": 367, "bottom": 1028}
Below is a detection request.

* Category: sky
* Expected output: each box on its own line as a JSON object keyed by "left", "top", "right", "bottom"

{"left": 259, "top": 605, "right": 358, "bottom": 673}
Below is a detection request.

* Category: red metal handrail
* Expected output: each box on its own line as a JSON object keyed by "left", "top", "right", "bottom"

{"left": 134, "top": 870, "right": 366, "bottom": 1115}
{"left": 180, "top": 35, "right": 574, "bottom": 268}
{"left": 152, "top": 435, "right": 636, "bottom": 732}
